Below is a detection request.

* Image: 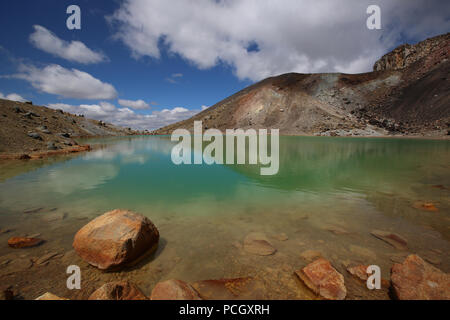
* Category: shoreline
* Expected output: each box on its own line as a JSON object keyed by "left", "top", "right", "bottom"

{"left": 1, "top": 133, "right": 448, "bottom": 161}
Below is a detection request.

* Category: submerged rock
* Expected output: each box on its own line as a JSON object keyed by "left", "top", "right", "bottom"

{"left": 295, "top": 258, "right": 347, "bottom": 300}
{"left": 300, "top": 250, "right": 322, "bottom": 262}
{"left": 243, "top": 232, "right": 276, "bottom": 256}
{"left": 413, "top": 202, "right": 439, "bottom": 212}
{"left": 151, "top": 279, "right": 201, "bottom": 300}
{"left": 347, "top": 265, "right": 369, "bottom": 281}
{"left": 370, "top": 230, "right": 408, "bottom": 250}
{"left": 8, "top": 237, "right": 44, "bottom": 248}
{"left": 272, "top": 233, "right": 289, "bottom": 241}
{"left": 73, "top": 209, "right": 159, "bottom": 270}
{"left": 35, "top": 292, "right": 68, "bottom": 300}
{"left": 89, "top": 281, "right": 148, "bottom": 300}
{"left": 191, "top": 277, "right": 265, "bottom": 300}
{"left": 391, "top": 254, "right": 450, "bottom": 300}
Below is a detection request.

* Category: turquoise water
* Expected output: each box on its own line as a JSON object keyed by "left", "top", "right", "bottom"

{"left": 0, "top": 136, "right": 449, "bottom": 298}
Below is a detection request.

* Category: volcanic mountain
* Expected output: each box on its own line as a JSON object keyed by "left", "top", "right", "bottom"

{"left": 153, "top": 33, "right": 449, "bottom": 137}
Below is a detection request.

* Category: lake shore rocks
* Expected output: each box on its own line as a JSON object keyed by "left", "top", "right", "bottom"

{"left": 151, "top": 279, "right": 201, "bottom": 300}
{"left": 8, "top": 237, "right": 44, "bottom": 248}
{"left": 73, "top": 209, "right": 159, "bottom": 270}
{"left": 391, "top": 254, "right": 450, "bottom": 300}
{"left": 243, "top": 232, "right": 276, "bottom": 256}
{"left": 89, "top": 281, "right": 148, "bottom": 300}
{"left": 370, "top": 230, "right": 408, "bottom": 250}
{"left": 295, "top": 258, "right": 347, "bottom": 300}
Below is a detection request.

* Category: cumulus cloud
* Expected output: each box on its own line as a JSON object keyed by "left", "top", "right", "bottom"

{"left": 0, "top": 92, "right": 27, "bottom": 102}
{"left": 30, "top": 25, "right": 107, "bottom": 64}
{"left": 110, "top": 0, "right": 450, "bottom": 81}
{"left": 118, "top": 99, "right": 150, "bottom": 110}
{"left": 47, "top": 102, "right": 202, "bottom": 130}
{"left": 12, "top": 64, "right": 118, "bottom": 100}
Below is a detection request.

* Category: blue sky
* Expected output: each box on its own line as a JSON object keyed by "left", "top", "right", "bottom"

{"left": 0, "top": 0, "right": 448, "bottom": 130}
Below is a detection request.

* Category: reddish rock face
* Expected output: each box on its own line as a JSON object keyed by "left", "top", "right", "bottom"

{"left": 73, "top": 209, "right": 159, "bottom": 270}
{"left": 150, "top": 279, "right": 201, "bottom": 300}
{"left": 295, "top": 258, "right": 347, "bottom": 300}
{"left": 391, "top": 254, "right": 450, "bottom": 300}
{"left": 191, "top": 278, "right": 266, "bottom": 300}
{"left": 89, "top": 281, "right": 148, "bottom": 300}
{"left": 8, "top": 237, "right": 43, "bottom": 248}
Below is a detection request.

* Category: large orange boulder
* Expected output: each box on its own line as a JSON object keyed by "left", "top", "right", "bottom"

{"left": 73, "top": 209, "right": 159, "bottom": 270}
{"left": 391, "top": 254, "right": 450, "bottom": 300}
{"left": 295, "top": 258, "right": 347, "bottom": 300}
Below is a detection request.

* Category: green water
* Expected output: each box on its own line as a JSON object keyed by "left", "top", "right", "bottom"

{"left": 0, "top": 136, "right": 449, "bottom": 298}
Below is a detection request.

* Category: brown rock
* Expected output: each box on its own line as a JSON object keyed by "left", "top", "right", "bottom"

{"left": 370, "top": 230, "right": 408, "bottom": 250}
{"left": 35, "top": 292, "right": 68, "bottom": 300}
{"left": 391, "top": 254, "right": 450, "bottom": 300}
{"left": 243, "top": 232, "right": 276, "bottom": 256}
{"left": 347, "top": 265, "right": 369, "bottom": 281}
{"left": 191, "top": 278, "right": 265, "bottom": 300}
{"left": 8, "top": 237, "right": 44, "bottom": 248}
{"left": 150, "top": 279, "right": 201, "bottom": 300}
{"left": 89, "top": 281, "right": 148, "bottom": 300}
{"left": 73, "top": 209, "right": 159, "bottom": 270}
{"left": 295, "top": 258, "right": 347, "bottom": 300}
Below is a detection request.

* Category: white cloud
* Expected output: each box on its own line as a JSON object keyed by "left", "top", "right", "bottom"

{"left": 30, "top": 25, "right": 107, "bottom": 64}
{"left": 47, "top": 102, "right": 202, "bottom": 130}
{"left": 166, "top": 73, "right": 183, "bottom": 84}
{"left": 118, "top": 99, "right": 150, "bottom": 110}
{"left": 110, "top": 0, "right": 450, "bottom": 81}
{"left": 0, "top": 92, "right": 27, "bottom": 102}
{"left": 12, "top": 64, "right": 118, "bottom": 100}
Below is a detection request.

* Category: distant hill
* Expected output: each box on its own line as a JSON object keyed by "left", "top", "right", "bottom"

{"left": 0, "top": 99, "right": 137, "bottom": 156}
{"left": 154, "top": 33, "right": 449, "bottom": 137}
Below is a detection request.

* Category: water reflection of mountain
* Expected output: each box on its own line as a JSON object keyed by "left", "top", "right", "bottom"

{"left": 227, "top": 137, "right": 450, "bottom": 194}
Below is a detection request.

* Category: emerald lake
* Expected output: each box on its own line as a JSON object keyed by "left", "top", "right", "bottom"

{"left": 0, "top": 136, "right": 449, "bottom": 299}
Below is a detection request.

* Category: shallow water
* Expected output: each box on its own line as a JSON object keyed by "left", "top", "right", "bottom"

{"left": 0, "top": 136, "right": 449, "bottom": 299}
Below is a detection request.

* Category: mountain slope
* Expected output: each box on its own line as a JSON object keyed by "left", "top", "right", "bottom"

{"left": 154, "top": 33, "right": 449, "bottom": 137}
{"left": 0, "top": 99, "right": 137, "bottom": 156}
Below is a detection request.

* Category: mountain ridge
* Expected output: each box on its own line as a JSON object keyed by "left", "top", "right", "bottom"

{"left": 153, "top": 33, "right": 450, "bottom": 137}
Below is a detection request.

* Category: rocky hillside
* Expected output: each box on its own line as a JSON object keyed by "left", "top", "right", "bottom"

{"left": 154, "top": 33, "right": 449, "bottom": 137}
{"left": 0, "top": 99, "right": 137, "bottom": 156}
